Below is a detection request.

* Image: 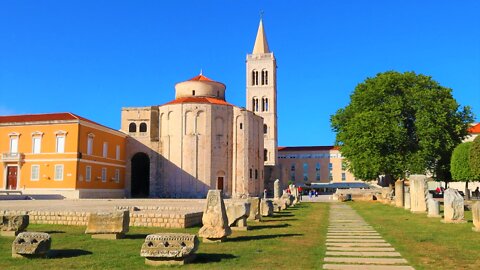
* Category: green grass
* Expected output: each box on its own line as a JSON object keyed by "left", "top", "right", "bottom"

{"left": 350, "top": 201, "right": 480, "bottom": 270}
{"left": 0, "top": 203, "right": 328, "bottom": 270}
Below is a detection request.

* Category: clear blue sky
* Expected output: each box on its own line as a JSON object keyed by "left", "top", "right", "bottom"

{"left": 1, "top": 1, "right": 479, "bottom": 146}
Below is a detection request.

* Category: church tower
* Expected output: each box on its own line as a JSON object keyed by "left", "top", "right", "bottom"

{"left": 246, "top": 19, "right": 278, "bottom": 167}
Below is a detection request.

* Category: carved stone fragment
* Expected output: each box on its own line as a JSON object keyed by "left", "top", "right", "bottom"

{"left": 1, "top": 214, "right": 29, "bottom": 237}
{"left": 225, "top": 201, "right": 250, "bottom": 231}
{"left": 443, "top": 188, "right": 466, "bottom": 223}
{"left": 427, "top": 198, "right": 441, "bottom": 218}
{"left": 260, "top": 199, "right": 273, "bottom": 217}
{"left": 140, "top": 233, "right": 198, "bottom": 265}
{"left": 85, "top": 210, "right": 129, "bottom": 239}
{"left": 198, "top": 190, "right": 231, "bottom": 242}
{"left": 12, "top": 232, "right": 51, "bottom": 258}
{"left": 409, "top": 175, "right": 428, "bottom": 213}
{"left": 472, "top": 202, "right": 480, "bottom": 232}
{"left": 246, "top": 197, "right": 261, "bottom": 221}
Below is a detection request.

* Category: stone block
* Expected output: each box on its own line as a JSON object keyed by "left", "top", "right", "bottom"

{"left": 427, "top": 198, "right": 441, "bottom": 218}
{"left": 394, "top": 180, "right": 404, "bottom": 207}
{"left": 140, "top": 233, "right": 198, "bottom": 265}
{"left": 409, "top": 175, "right": 428, "bottom": 213}
{"left": 12, "top": 232, "right": 51, "bottom": 258}
{"left": 260, "top": 199, "right": 273, "bottom": 216}
{"left": 472, "top": 202, "right": 480, "bottom": 232}
{"left": 225, "top": 201, "right": 250, "bottom": 231}
{"left": 404, "top": 192, "right": 411, "bottom": 210}
{"left": 1, "top": 214, "right": 29, "bottom": 237}
{"left": 85, "top": 210, "right": 129, "bottom": 239}
{"left": 442, "top": 188, "right": 466, "bottom": 223}
{"left": 198, "top": 190, "right": 231, "bottom": 242}
{"left": 246, "top": 197, "right": 261, "bottom": 221}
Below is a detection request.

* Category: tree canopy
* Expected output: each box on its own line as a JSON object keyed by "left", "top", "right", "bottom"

{"left": 470, "top": 136, "right": 480, "bottom": 179}
{"left": 331, "top": 71, "right": 473, "bottom": 181}
{"left": 450, "top": 142, "right": 474, "bottom": 181}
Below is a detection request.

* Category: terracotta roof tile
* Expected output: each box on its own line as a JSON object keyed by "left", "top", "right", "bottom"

{"left": 469, "top": 123, "right": 480, "bottom": 134}
{"left": 188, "top": 74, "right": 214, "bottom": 82}
{"left": 165, "top": 97, "right": 233, "bottom": 106}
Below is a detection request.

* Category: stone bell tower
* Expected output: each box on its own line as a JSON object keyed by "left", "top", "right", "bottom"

{"left": 246, "top": 19, "right": 278, "bottom": 167}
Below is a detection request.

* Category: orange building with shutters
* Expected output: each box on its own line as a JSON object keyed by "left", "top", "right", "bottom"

{"left": 0, "top": 113, "right": 127, "bottom": 198}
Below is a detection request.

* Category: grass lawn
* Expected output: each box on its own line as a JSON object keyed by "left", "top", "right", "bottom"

{"left": 0, "top": 202, "right": 328, "bottom": 269}
{"left": 350, "top": 201, "right": 480, "bottom": 270}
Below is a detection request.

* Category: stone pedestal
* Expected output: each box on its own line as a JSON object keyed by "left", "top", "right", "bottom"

{"left": 442, "top": 188, "right": 466, "bottom": 223}
{"left": 1, "top": 214, "right": 29, "bottom": 237}
{"left": 394, "top": 180, "right": 404, "bottom": 207}
{"left": 198, "top": 190, "right": 231, "bottom": 242}
{"left": 141, "top": 233, "right": 198, "bottom": 265}
{"left": 409, "top": 175, "right": 428, "bottom": 213}
{"left": 472, "top": 202, "right": 480, "bottom": 232}
{"left": 12, "top": 232, "right": 51, "bottom": 258}
{"left": 85, "top": 210, "right": 129, "bottom": 239}
{"left": 404, "top": 192, "right": 411, "bottom": 210}
{"left": 260, "top": 199, "right": 273, "bottom": 217}
{"left": 427, "top": 198, "right": 441, "bottom": 218}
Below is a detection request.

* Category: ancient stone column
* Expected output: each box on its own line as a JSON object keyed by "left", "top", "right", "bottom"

{"left": 472, "top": 202, "right": 480, "bottom": 232}
{"left": 274, "top": 179, "right": 281, "bottom": 199}
{"left": 404, "top": 192, "right": 411, "bottom": 210}
{"left": 395, "top": 180, "right": 404, "bottom": 208}
{"left": 198, "top": 190, "right": 231, "bottom": 242}
{"left": 409, "top": 175, "right": 428, "bottom": 213}
{"left": 427, "top": 198, "right": 441, "bottom": 217}
{"left": 443, "top": 188, "right": 466, "bottom": 223}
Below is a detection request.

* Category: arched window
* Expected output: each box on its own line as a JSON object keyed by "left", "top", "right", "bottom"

{"left": 252, "top": 70, "right": 259, "bottom": 86}
{"left": 265, "top": 98, "right": 269, "bottom": 111}
{"left": 264, "top": 149, "right": 268, "bottom": 162}
{"left": 261, "top": 70, "right": 268, "bottom": 85}
{"left": 263, "top": 124, "right": 268, "bottom": 134}
{"left": 129, "top": 123, "right": 137, "bottom": 133}
{"left": 265, "top": 70, "right": 268, "bottom": 85}
{"left": 253, "top": 98, "right": 259, "bottom": 112}
{"left": 261, "top": 97, "right": 265, "bottom": 111}
{"left": 139, "top": 123, "right": 147, "bottom": 133}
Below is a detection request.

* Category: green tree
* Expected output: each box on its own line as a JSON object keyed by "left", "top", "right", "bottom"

{"left": 470, "top": 136, "right": 480, "bottom": 179}
{"left": 331, "top": 71, "right": 473, "bottom": 183}
{"left": 450, "top": 142, "right": 474, "bottom": 195}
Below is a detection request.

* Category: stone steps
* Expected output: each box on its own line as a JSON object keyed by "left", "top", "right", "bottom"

{"left": 323, "top": 204, "right": 414, "bottom": 269}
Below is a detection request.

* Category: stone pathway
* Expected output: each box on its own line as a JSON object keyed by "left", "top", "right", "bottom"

{"left": 323, "top": 204, "right": 414, "bottom": 270}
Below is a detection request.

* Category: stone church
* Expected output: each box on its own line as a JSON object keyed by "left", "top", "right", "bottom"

{"left": 121, "top": 20, "right": 278, "bottom": 198}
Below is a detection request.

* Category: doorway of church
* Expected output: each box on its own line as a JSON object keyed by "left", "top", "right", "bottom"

{"left": 131, "top": 152, "right": 150, "bottom": 198}
{"left": 217, "top": 177, "right": 224, "bottom": 191}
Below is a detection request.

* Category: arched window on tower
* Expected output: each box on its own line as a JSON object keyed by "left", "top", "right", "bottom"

{"left": 265, "top": 70, "right": 268, "bottom": 85}
{"left": 129, "top": 123, "right": 137, "bottom": 133}
{"left": 264, "top": 149, "right": 268, "bottom": 162}
{"left": 139, "top": 122, "right": 147, "bottom": 133}
{"left": 263, "top": 124, "right": 268, "bottom": 134}
{"left": 265, "top": 98, "right": 269, "bottom": 111}
{"left": 252, "top": 70, "right": 259, "bottom": 86}
{"left": 261, "top": 69, "right": 268, "bottom": 85}
{"left": 261, "top": 97, "right": 265, "bottom": 111}
{"left": 252, "top": 98, "right": 255, "bottom": 111}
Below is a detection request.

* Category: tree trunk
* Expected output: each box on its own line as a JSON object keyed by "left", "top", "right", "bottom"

{"left": 465, "top": 180, "right": 470, "bottom": 200}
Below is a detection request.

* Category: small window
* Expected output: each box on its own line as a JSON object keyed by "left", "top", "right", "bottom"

{"left": 329, "top": 172, "right": 333, "bottom": 181}
{"left": 101, "top": 168, "right": 107, "bottom": 182}
{"left": 316, "top": 171, "right": 320, "bottom": 181}
{"left": 139, "top": 122, "right": 147, "bottom": 133}
{"left": 54, "top": 165, "right": 64, "bottom": 181}
{"left": 255, "top": 169, "right": 258, "bottom": 179}
{"left": 116, "top": 145, "right": 121, "bottom": 160}
{"left": 32, "top": 137, "right": 41, "bottom": 154}
{"left": 263, "top": 124, "right": 268, "bottom": 134}
{"left": 249, "top": 169, "right": 252, "bottom": 179}
{"left": 239, "top": 123, "right": 243, "bottom": 129}
{"left": 342, "top": 172, "right": 346, "bottom": 181}
{"left": 291, "top": 164, "right": 295, "bottom": 171}
{"left": 56, "top": 136, "right": 65, "bottom": 153}
{"left": 264, "top": 149, "right": 268, "bottom": 162}
{"left": 10, "top": 137, "right": 19, "bottom": 153}
{"left": 129, "top": 123, "right": 137, "bottom": 132}
{"left": 115, "top": 169, "right": 120, "bottom": 183}
{"left": 31, "top": 165, "right": 40, "bottom": 181}
{"left": 103, "top": 142, "right": 108, "bottom": 158}
{"left": 87, "top": 135, "right": 94, "bottom": 155}
{"left": 86, "top": 166, "right": 91, "bottom": 182}
{"left": 192, "top": 90, "right": 196, "bottom": 96}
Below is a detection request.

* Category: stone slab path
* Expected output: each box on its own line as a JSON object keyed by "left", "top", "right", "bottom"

{"left": 323, "top": 204, "right": 414, "bottom": 270}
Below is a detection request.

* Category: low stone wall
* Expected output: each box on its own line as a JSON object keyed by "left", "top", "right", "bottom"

{"left": 0, "top": 210, "right": 203, "bottom": 228}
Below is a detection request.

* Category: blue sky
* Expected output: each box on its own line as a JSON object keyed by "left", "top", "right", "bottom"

{"left": 1, "top": 1, "right": 479, "bottom": 146}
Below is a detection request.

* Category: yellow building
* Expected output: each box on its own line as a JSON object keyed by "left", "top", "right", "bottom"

{"left": 0, "top": 113, "right": 127, "bottom": 198}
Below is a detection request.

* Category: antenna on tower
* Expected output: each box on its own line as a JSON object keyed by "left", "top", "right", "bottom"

{"left": 200, "top": 69, "right": 203, "bottom": 75}
{"left": 260, "top": 10, "right": 264, "bottom": 20}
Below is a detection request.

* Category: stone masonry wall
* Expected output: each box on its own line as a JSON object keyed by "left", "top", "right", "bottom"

{"left": 0, "top": 210, "right": 202, "bottom": 228}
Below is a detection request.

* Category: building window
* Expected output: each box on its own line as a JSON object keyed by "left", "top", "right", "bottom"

{"left": 103, "top": 142, "right": 108, "bottom": 158}
{"left": 255, "top": 169, "right": 258, "bottom": 179}
{"left": 101, "top": 168, "right": 107, "bottom": 182}
{"left": 328, "top": 163, "right": 333, "bottom": 181}
{"left": 342, "top": 172, "right": 346, "bottom": 181}
{"left": 265, "top": 98, "right": 269, "bottom": 111}
{"left": 129, "top": 123, "right": 136, "bottom": 133}
{"left": 303, "top": 163, "right": 308, "bottom": 181}
{"left": 263, "top": 124, "right": 268, "bottom": 134}
{"left": 249, "top": 169, "right": 252, "bottom": 179}
{"left": 252, "top": 97, "right": 259, "bottom": 112}
{"left": 115, "top": 169, "right": 120, "bottom": 183}
{"left": 10, "top": 136, "right": 19, "bottom": 153}
{"left": 31, "top": 165, "right": 40, "bottom": 181}
{"left": 86, "top": 166, "right": 91, "bottom": 182}
{"left": 315, "top": 162, "right": 321, "bottom": 181}
{"left": 252, "top": 70, "right": 259, "bottom": 85}
{"left": 192, "top": 90, "right": 196, "bottom": 96}
{"left": 32, "top": 136, "right": 41, "bottom": 154}
{"left": 239, "top": 123, "right": 243, "bottom": 129}
{"left": 56, "top": 136, "right": 65, "bottom": 153}
{"left": 116, "top": 145, "right": 121, "bottom": 160}
{"left": 264, "top": 149, "right": 268, "bottom": 162}
{"left": 140, "top": 123, "right": 147, "bottom": 133}
{"left": 87, "top": 134, "right": 94, "bottom": 155}
{"left": 54, "top": 165, "right": 64, "bottom": 181}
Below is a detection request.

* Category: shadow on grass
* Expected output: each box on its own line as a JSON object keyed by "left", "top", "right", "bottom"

{"left": 43, "top": 230, "right": 65, "bottom": 234}
{"left": 270, "top": 213, "right": 294, "bottom": 218}
{"left": 249, "top": 223, "right": 291, "bottom": 230}
{"left": 124, "top": 234, "right": 148, "bottom": 239}
{"left": 261, "top": 218, "right": 298, "bottom": 222}
{"left": 49, "top": 249, "right": 92, "bottom": 258}
{"left": 194, "top": 253, "right": 237, "bottom": 263}
{"left": 227, "top": 233, "right": 302, "bottom": 242}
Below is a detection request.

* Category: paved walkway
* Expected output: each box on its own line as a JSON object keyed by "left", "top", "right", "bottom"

{"left": 323, "top": 204, "right": 414, "bottom": 270}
